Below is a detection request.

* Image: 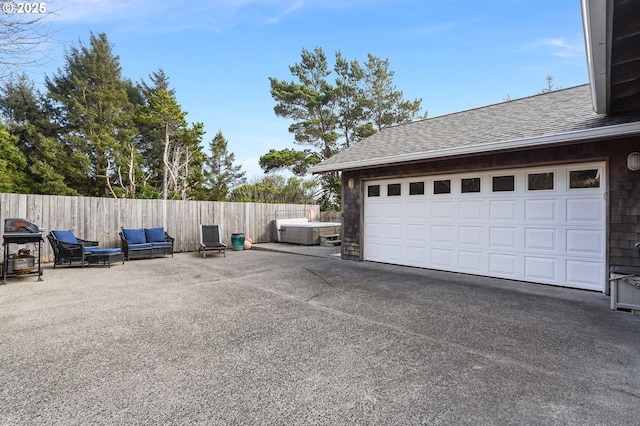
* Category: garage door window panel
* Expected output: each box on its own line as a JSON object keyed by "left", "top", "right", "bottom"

{"left": 492, "top": 175, "right": 515, "bottom": 192}
{"left": 434, "top": 179, "right": 451, "bottom": 194}
{"left": 410, "top": 181, "right": 425, "bottom": 195}
{"left": 461, "top": 177, "right": 481, "bottom": 193}
{"left": 368, "top": 185, "right": 380, "bottom": 197}
{"left": 387, "top": 183, "right": 401, "bottom": 196}
{"left": 569, "top": 169, "right": 600, "bottom": 189}
{"left": 528, "top": 172, "right": 554, "bottom": 191}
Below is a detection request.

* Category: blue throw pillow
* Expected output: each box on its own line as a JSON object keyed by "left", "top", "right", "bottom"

{"left": 122, "top": 228, "right": 146, "bottom": 244}
{"left": 144, "top": 227, "right": 165, "bottom": 243}
{"left": 52, "top": 230, "right": 78, "bottom": 244}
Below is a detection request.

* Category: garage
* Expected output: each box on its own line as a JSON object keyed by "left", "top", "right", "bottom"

{"left": 364, "top": 162, "right": 606, "bottom": 291}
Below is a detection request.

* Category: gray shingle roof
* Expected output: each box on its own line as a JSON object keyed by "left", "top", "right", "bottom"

{"left": 310, "top": 84, "right": 640, "bottom": 173}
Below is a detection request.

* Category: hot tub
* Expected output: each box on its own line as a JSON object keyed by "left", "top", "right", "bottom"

{"left": 274, "top": 218, "right": 342, "bottom": 245}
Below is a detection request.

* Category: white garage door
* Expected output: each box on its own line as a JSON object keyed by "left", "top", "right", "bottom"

{"left": 363, "top": 162, "right": 606, "bottom": 291}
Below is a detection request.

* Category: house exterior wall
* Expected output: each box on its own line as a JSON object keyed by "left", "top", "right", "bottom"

{"left": 341, "top": 137, "right": 640, "bottom": 269}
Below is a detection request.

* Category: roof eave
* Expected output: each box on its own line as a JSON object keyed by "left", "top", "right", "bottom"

{"left": 581, "top": 0, "right": 610, "bottom": 114}
{"left": 310, "top": 121, "right": 640, "bottom": 173}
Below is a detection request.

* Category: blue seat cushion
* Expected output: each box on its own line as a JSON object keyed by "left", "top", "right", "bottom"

{"left": 123, "top": 228, "right": 146, "bottom": 244}
{"left": 89, "top": 248, "right": 122, "bottom": 255}
{"left": 144, "top": 227, "right": 166, "bottom": 243}
{"left": 52, "top": 230, "right": 78, "bottom": 244}
{"left": 128, "top": 243, "right": 153, "bottom": 250}
{"left": 150, "top": 241, "right": 172, "bottom": 248}
{"left": 83, "top": 246, "right": 102, "bottom": 254}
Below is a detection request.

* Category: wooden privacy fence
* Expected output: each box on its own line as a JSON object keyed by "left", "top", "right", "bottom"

{"left": 0, "top": 193, "right": 323, "bottom": 264}
{"left": 320, "top": 210, "right": 342, "bottom": 223}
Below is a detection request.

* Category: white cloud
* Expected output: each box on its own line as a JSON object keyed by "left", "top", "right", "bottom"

{"left": 538, "top": 37, "right": 584, "bottom": 58}
{"left": 408, "top": 21, "right": 457, "bottom": 37}
{"left": 46, "top": 0, "right": 153, "bottom": 23}
{"left": 46, "top": 0, "right": 307, "bottom": 28}
{"left": 46, "top": 0, "right": 395, "bottom": 30}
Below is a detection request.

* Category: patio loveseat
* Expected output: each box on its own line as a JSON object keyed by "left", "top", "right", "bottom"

{"left": 119, "top": 227, "right": 174, "bottom": 260}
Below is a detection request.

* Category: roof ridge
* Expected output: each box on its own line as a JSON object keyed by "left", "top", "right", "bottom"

{"left": 379, "top": 84, "right": 591, "bottom": 133}
{"left": 425, "top": 83, "right": 590, "bottom": 121}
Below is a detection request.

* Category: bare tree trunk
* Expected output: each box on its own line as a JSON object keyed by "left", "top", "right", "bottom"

{"left": 181, "top": 149, "right": 191, "bottom": 200}
{"left": 162, "top": 123, "right": 194, "bottom": 200}
{"left": 168, "top": 145, "right": 182, "bottom": 195}
{"left": 105, "top": 159, "right": 118, "bottom": 199}
{"left": 163, "top": 122, "right": 170, "bottom": 200}
{"left": 128, "top": 144, "right": 136, "bottom": 198}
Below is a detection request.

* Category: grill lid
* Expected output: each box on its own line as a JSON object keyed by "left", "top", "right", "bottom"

{"left": 4, "top": 218, "right": 41, "bottom": 234}
{"left": 3, "top": 218, "right": 43, "bottom": 243}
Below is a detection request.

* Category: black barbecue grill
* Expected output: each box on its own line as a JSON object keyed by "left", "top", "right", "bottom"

{"left": 2, "top": 218, "right": 43, "bottom": 284}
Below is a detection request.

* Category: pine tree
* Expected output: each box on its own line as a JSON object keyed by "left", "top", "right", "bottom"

{"left": 0, "top": 74, "right": 76, "bottom": 195}
{"left": 269, "top": 47, "right": 339, "bottom": 160}
{"left": 334, "top": 52, "right": 373, "bottom": 149}
{"left": 0, "top": 122, "right": 27, "bottom": 192}
{"left": 266, "top": 47, "right": 426, "bottom": 209}
{"left": 46, "top": 32, "right": 136, "bottom": 197}
{"left": 135, "top": 72, "right": 205, "bottom": 200}
{"left": 361, "top": 54, "right": 424, "bottom": 131}
{"left": 204, "top": 130, "right": 245, "bottom": 201}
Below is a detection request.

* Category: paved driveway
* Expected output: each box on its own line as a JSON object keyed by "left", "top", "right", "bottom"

{"left": 1, "top": 248, "right": 639, "bottom": 425}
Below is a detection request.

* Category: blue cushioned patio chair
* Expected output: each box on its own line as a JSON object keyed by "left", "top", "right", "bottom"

{"left": 47, "top": 230, "right": 121, "bottom": 268}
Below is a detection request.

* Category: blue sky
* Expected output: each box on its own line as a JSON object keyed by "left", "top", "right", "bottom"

{"left": 28, "top": 0, "right": 588, "bottom": 178}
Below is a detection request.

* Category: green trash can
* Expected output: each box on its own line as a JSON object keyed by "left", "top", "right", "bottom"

{"left": 231, "top": 233, "right": 244, "bottom": 251}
